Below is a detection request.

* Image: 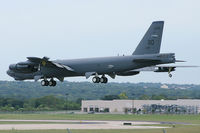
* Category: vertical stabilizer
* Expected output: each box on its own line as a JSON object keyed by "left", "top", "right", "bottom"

{"left": 133, "top": 21, "right": 164, "bottom": 55}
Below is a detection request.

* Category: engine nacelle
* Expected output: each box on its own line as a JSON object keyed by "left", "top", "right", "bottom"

{"left": 154, "top": 67, "right": 175, "bottom": 72}
{"left": 117, "top": 71, "right": 140, "bottom": 76}
{"left": 9, "top": 61, "right": 38, "bottom": 73}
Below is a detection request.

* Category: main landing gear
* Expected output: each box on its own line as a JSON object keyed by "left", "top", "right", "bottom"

{"left": 92, "top": 75, "right": 108, "bottom": 84}
{"left": 41, "top": 79, "right": 57, "bottom": 86}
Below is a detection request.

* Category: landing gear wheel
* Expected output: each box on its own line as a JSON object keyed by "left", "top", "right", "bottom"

{"left": 100, "top": 77, "right": 108, "bottom": 83}
{"left": 104, "top": 77, "right": 108, "bottom": 83}
{"left": 49, "top": 80, "right": 53, "bottom": 86}
{"left": 41, "top": 80, "right": 49, "bottom": 86}
{"left": 41, "top": 80, "right": 45, "bottom": 86}
{"left": 92, "top": 77, "right": 100, "bottom": 83}
{"left": 100, "top": 77, "right": 104, "bottom": 83}
{"left": 52, "top": 81, "right": 56, "bottom": 86}
{"left": 169, "top": 73, "right": 172, "bottom": 78}
{"left": 49, "top": 79, "right": 57, "bottom": 87}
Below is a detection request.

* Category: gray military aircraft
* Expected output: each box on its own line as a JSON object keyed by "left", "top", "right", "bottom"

{"left": 7, "top": 21, "right": 195, "bottom": 86}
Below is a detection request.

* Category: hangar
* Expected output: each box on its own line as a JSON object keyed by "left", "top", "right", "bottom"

{"left": 82, "top": 99, "right": 200, "bottom": 114}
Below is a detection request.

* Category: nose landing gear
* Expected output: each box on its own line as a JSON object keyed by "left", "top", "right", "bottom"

{"left": 168, "top": 73, "right": 172, "bottom": 78}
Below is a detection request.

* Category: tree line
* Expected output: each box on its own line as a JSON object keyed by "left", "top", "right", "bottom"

{"left": 1, "top": 91, "right": 200, "bottom": 112}
{"left": 0, "top": 92, "right": 181, "bottom": 111}
{"left": 0, "top": 81, "right": 199, "bottom": 101}
{"left": 0, "top": 95, "right": 81, "bottom": 111}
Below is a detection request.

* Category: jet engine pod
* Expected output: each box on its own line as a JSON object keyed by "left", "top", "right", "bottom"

{"left": 9, "top": 64, "right": 16, "bottom": 70}
{"left": 9, "top": 63, "right": 31, "bottom": 73}
{"left": 155, "top": 67, "right": 175, "bottom": 72}
{"left": 117, "top": 71, "right": 140, "bottom": 76}
{"left": 16, "top": 64, "right": 29, "bottom": 69}
{"left": 11, "top": 63, "right": 38, "bottom": 73}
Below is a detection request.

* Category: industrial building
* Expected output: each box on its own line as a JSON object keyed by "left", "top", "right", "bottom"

{"left": 81, "top": 99, "right": 200, "bottom": 114}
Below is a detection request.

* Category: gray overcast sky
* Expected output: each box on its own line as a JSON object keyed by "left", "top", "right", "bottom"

{"left": 0, "top": 0, "right": 200, "bottom": 84}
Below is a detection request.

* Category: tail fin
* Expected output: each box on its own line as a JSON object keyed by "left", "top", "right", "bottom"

{"left": 132, "top": 21, "right": 164, "bottom": 55}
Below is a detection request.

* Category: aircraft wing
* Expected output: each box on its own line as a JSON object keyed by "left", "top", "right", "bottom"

{"left": 156, "top": 65, "right": 199, "bottom": 68}
{"left": 27, "top": 57, "right": 74, "bottom": 71}
{"left": 135, "top": 65, "right": 199, "bottom": 72}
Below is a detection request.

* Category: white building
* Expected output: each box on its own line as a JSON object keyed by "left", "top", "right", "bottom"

{"left": 81, "top": 99, "right": 200, "bottom": 114}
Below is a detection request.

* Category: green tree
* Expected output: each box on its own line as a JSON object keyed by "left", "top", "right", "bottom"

{"left": 63, "top": 101, "right": 80, "bottom": 110}
{"left": 151, "top": 94, "right": 167, "bottom": 100}
{"left": 139, "top": 94, "right": 150, "bottom": 100}
{"left": 101, "top": 95, "right": 120, "bottom": 100}
{"left": 118, "top": 92, "right": 128, "bottom": 99}
{"left": 34, "top": 95, "right": 63, "bottom": 110}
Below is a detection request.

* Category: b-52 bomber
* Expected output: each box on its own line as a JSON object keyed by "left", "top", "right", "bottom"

{"left": 7, "top": 21, "right": 196, "bottom": 86}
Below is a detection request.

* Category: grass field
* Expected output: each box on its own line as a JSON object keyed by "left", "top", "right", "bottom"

{"left": 0, "top": 114, "right": 199, "bottom": 124}
{"left": 0, "top": 114, "right": 199, "bottom": 133}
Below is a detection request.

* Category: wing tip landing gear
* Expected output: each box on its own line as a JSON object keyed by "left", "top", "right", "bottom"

{"left": 168, "top": 67, "right": 173, "bottom": 78}
{"left": 169, "top": 73, "right": 172, "bottom": 78}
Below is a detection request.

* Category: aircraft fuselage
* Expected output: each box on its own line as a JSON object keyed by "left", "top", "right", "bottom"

{"left": 7, "top": 53, "right": 175, "bottom": 80}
